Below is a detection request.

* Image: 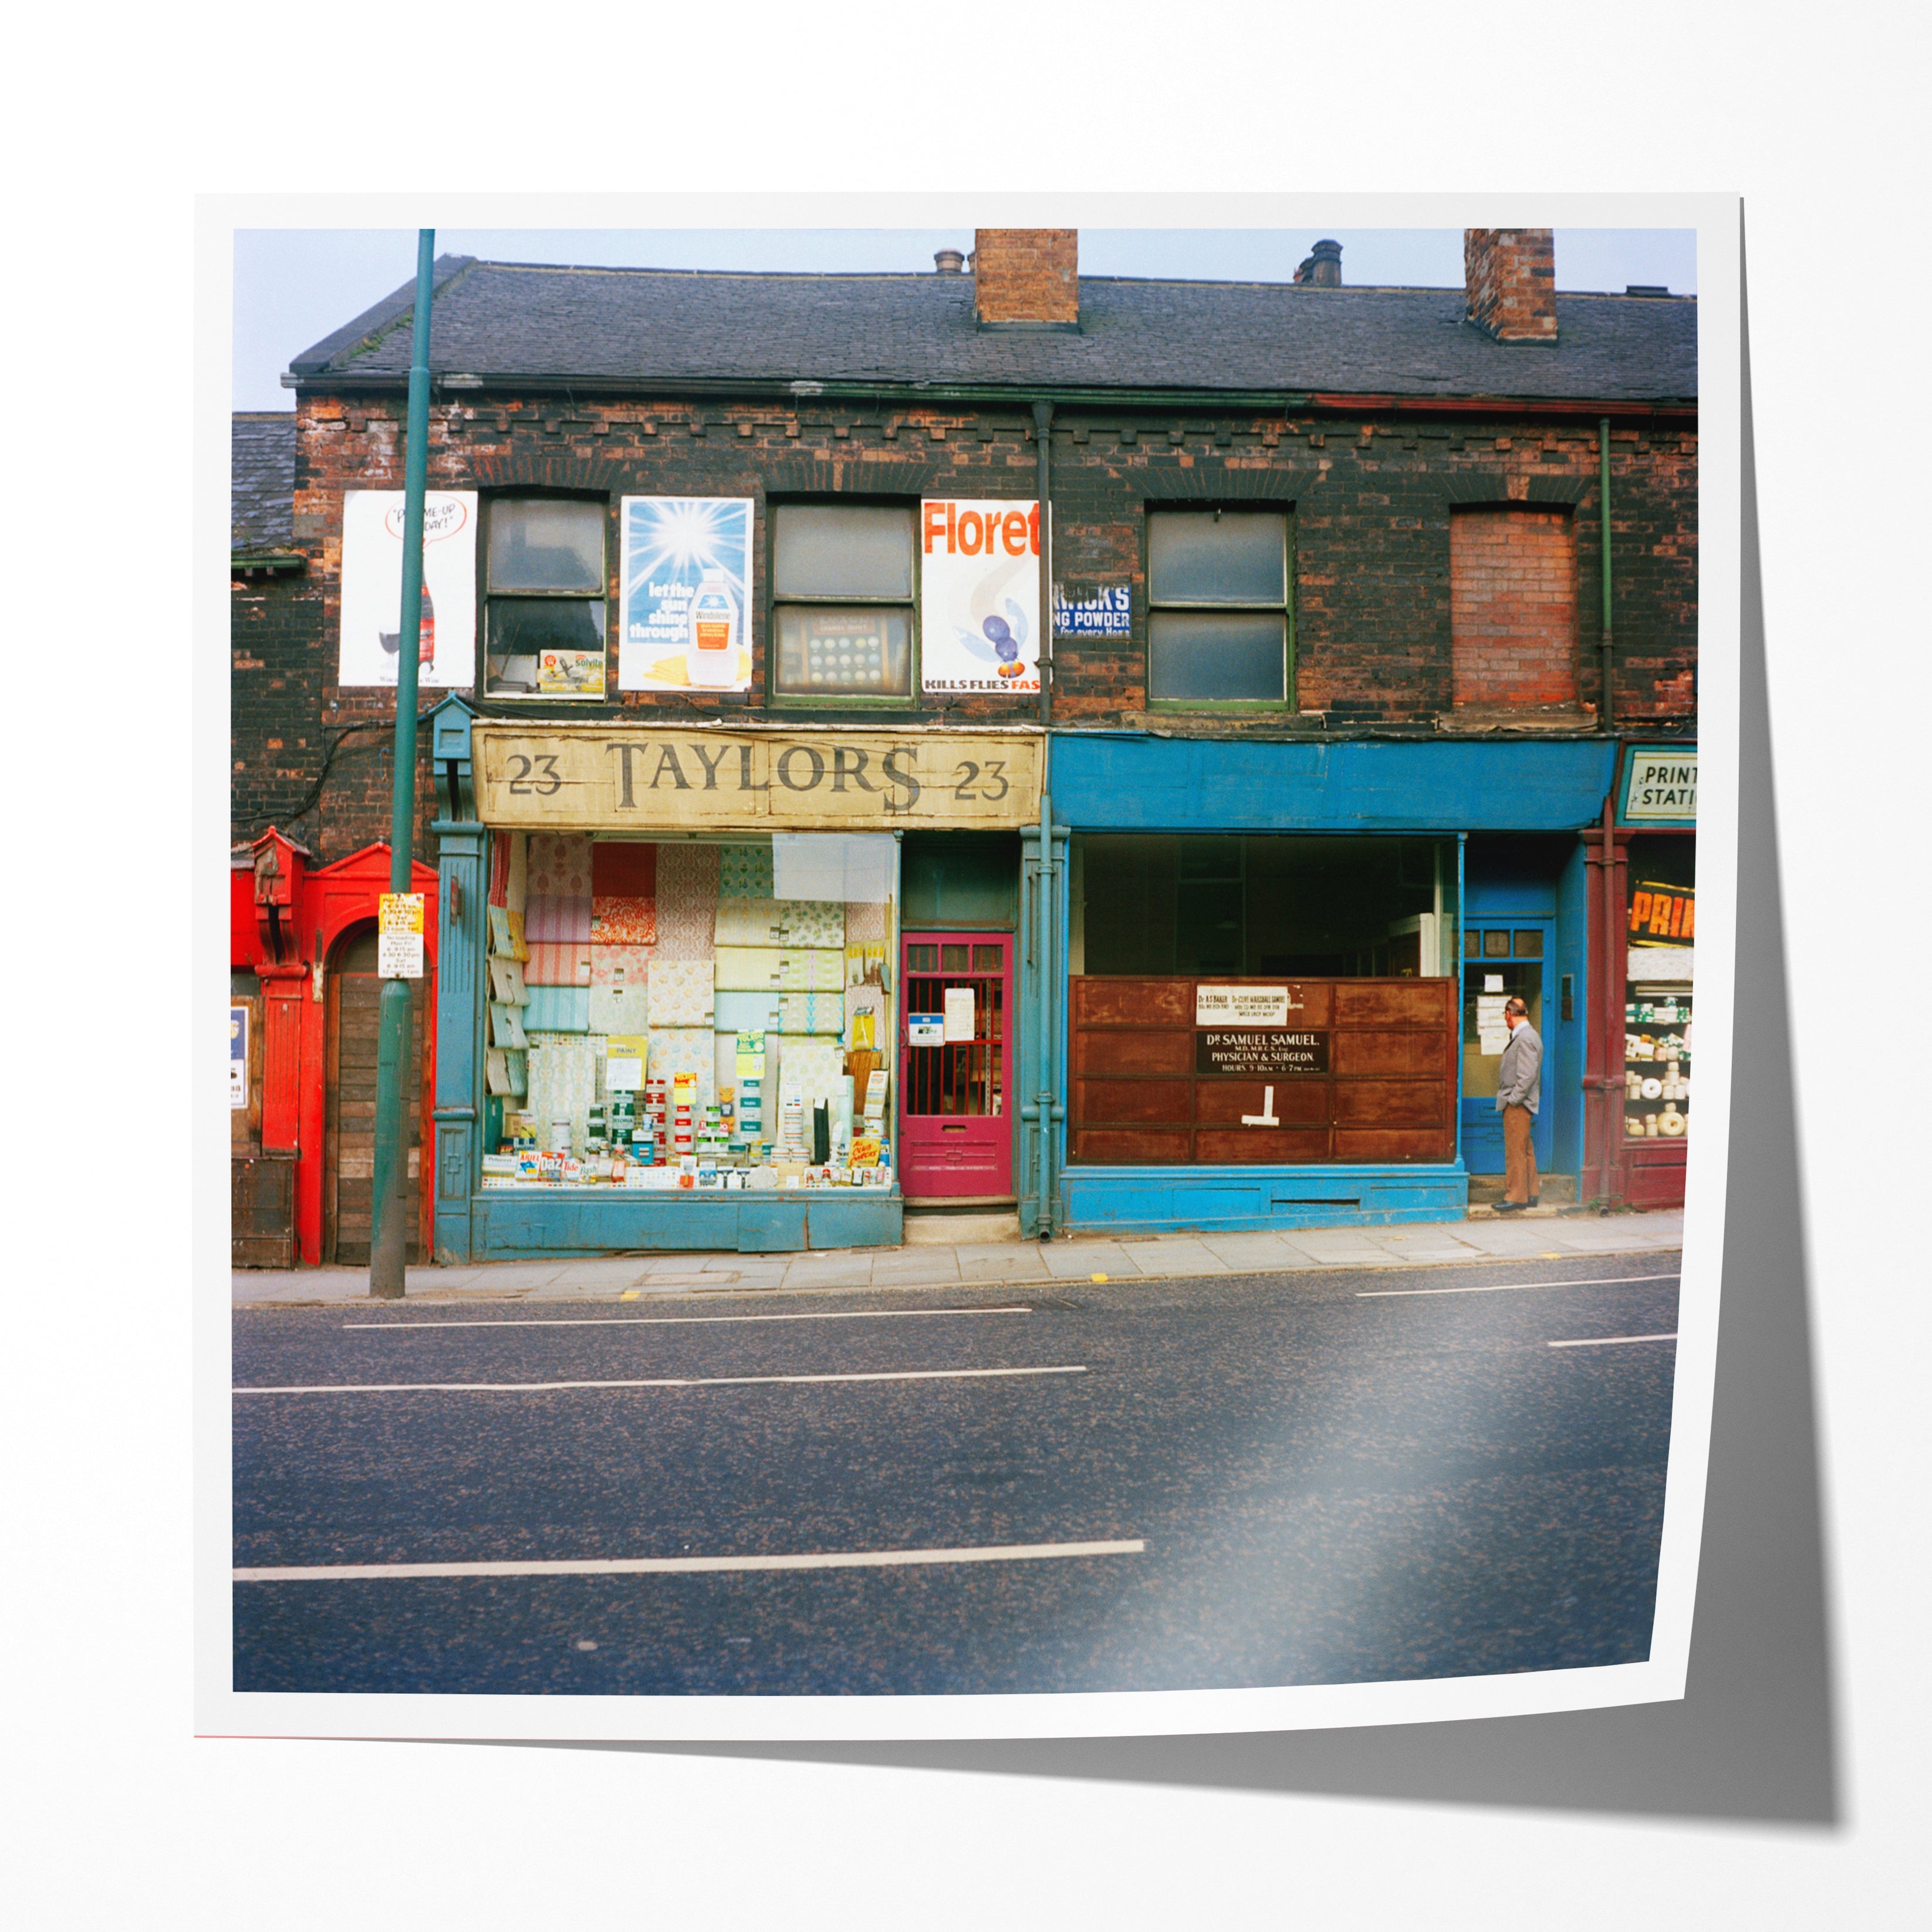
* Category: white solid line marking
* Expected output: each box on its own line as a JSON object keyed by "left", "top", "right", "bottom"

{"left": 233, "top": 1364, "right": 1087, "bottom": 1396}
{"left": 340, "top": 1305, "right": 1032, "bottom": 1332}
{"left": 1357, "top": 1271, "right": 1681, "bottom": 1299}
{"left": 1548, "top": 1333, "right": 1680, "bottom": 1349}
{"left": 232, "top": 1538, "right": 1146, "bottom": 1584}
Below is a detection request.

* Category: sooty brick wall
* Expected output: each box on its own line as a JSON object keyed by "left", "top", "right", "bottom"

{"left": 235, "top": 390, "right": 1698, "bottom": 860}
{"left": 1450, "top": 507, "right": 1579, "bottom": 707}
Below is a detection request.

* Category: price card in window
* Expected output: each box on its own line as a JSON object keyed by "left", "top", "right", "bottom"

{"left": 908, "top": 1013, "right": 944, "bottom": 1047}
{"left": 943, "top": 988, "right": 975, "bottom": 1042}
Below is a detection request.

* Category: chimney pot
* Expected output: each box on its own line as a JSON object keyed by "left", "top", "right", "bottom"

{"left": 1293, "top": 238, "right": 1343, "bottom": 288}
{"left": 1464, "top": 228, "right": 1558, "bottom": 343}
{"left": 933, "top": 248, "right": 965, "bottom": 276}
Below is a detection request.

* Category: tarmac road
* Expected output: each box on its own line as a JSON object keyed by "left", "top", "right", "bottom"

{"left": 231, "top": 1250, "right": 1680, "bottom": 1697}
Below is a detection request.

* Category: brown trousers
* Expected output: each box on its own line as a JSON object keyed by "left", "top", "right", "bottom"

{"left": 1502, "top": 1103, "right": 1538, "bottom": 1204}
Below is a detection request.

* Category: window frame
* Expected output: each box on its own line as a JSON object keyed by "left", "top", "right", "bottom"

{"left": 766, "top": 496, "right": 921, "bottom": 708}
{"left": 1143, "top": 502, "right": 1296, "bottom": 712}
{"left": 479, "top": 492, "right": 612, "bottom": 702}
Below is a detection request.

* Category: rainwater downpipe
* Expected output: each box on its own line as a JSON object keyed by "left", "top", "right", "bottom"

{"left": 1031, "top": 398, "right": 1058, "bottom": 1232}
{"left": 1599, "top": 418, "right": 1614, "bottom": 729}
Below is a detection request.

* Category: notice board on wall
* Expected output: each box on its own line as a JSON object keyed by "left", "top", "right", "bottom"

{"left": 1068, "top": 976, "right": 1457, "bottom": 1166}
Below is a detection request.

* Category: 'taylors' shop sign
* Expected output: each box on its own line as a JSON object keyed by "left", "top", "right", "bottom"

{"left": 471, "top": 724, "right": 1045, "bottom": 832}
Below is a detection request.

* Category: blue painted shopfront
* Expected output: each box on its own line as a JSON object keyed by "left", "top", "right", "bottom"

{"left": 1043, "top": 734, "right": 1618, "bottom": 1235}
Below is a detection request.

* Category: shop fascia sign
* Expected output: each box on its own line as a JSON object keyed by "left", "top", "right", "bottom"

{"left": 1619, "top": 745, "right": 1697, "bottom": 826}
{"left": 470, "top": 723, "right": 1045, "bottom": 832}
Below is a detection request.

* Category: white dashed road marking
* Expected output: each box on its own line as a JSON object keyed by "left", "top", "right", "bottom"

{"left": 1548, "top": 1333, "right": 1679, "bottom": 1349}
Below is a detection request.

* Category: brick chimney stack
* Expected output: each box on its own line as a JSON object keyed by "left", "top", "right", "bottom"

{"left": 1464, "top": 229, "right": 1558, "bottom": 343}
{"left": 972, "top": 228, "right": 1078, "bottom": 326}
{"left": 1293, "top": 239, "right": 1343, "bottom": 287}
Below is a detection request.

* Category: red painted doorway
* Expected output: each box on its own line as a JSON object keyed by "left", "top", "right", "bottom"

{"left": 899, "top": 932, "right": 1014, "bottom": 1201}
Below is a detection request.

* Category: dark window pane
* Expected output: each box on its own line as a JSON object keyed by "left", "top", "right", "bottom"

{"left": 1513, "top": 929, "right": 1543, "bottom": 958}
{"left": 774, "top": 505, "right": 914, "bottom": 598}
{"left": 488, "top": 501, "right": 604, "bottom": 593}
{"left": 1148, "top": 511, "right": 1286, "bottom": 605}
{"left": 1149, "top": 610, "right": 1286, "bottom": 701}
{"left": 486, "top": 599, "right": 605, "bottom": 696}
{"left": 774, "top": 605, "right": 911, "bottom": 695}
{"left": 1464, "top": 928, "right": 1480, "bottom": 959}
{"left": 1484, "top": 930, "right": 1511, "bottom": 957}
{"left": 972, "top": 944, "right": 1002, "bottom": 971}
{"left": 941, "top": 944, "right": 969, "bottom": 971}
{"left": 907, "top": 944, "right": 938, "bottom": 972}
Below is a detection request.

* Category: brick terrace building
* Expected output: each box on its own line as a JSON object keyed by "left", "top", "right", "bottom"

{"left": 232, "top": 228, "right": 1697, "bottom": 1263}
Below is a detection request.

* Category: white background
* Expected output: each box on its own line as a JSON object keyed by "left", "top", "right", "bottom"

{"left": 8, "top": 6, "right": 1924, "bottom": 1926}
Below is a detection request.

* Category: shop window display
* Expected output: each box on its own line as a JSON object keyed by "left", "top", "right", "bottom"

{"left": 479, "top": 830, "right": 898, "bottom": 1193}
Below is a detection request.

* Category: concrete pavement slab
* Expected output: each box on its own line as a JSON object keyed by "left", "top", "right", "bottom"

{"left": 777, "top": 1253, "right": 878, "bottom": 1291}
{"left": 955, "top": 1245, "right": 1052, "bottom": 1283}
{"left": 866, "top": 1251, "right": 967, "bottom": 1287}
{"left": 1198, "top": 1232, "right": 1320, "bottom": 1270}
{"left": 1120, "top": 1236, "right": 1232, "bottom": 1277}
{"left": 1041, "top": 1241, "right": 1144, "bottom": 1278}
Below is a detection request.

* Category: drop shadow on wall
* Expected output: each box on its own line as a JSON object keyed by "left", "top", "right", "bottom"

{"left": 488, "top": 214, "right": 1839, "bottom": 1826}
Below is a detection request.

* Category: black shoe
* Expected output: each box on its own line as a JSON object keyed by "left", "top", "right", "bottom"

{"left": 1528, "top": 1196, "right": 1540, "bottom": 1207}
{"left": 1494, "top": 1200, "right": 1526, "bottom": 1213}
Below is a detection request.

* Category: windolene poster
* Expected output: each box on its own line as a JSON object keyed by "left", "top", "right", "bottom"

{"left": 619, "top": 496, "right": 754, "bottom": 692}
{"left": 336, "top": 489, "right": 477, "bottom": 687}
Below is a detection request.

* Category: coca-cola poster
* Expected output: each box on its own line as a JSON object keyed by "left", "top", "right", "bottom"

{"left": 337, "top": 489, "right": 477, "bottom": 688}
{"left": 618, "top": 496, "right": 754, "bottom": 693}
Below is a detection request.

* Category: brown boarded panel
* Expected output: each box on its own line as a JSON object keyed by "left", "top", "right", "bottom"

{"left": 1334, "top": 1080, "right": 1447, "bottom": 1126}
{"left": 1275, "top": 982, "right": 1334, "bottom": 1026}
{"left": 1195, "top": 1080, "right": 1330, "bottom": 1125}
{"left": 1074, "top": 978, "right": 1193, "bottom": 1027}
{"left": 1074, "top": 1079, "right": 1195, "bottom": 1125}
{"left": 1334, "top": 979, "right": 1453, "bottom": 1028}
{"left": 1334, "top": 1127, "right": 1455, "bottom": 1163}
{"left": 1332, "top": 1031, "right": 1451, "bottom": 1077}
{"left": 1194, "top": 1128, "right": 1332, "bottom": 1164}
{"left": 1073, "top": 1029, "right": 1195, "bottom": 1077}
{"left": 1072, "top": 1128, "right": 1194, "bottom": 1165}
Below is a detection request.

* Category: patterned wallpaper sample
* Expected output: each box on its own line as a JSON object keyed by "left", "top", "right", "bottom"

{"left": 770, "top": 1036, "right": 847, "bottom": 1110}
{"left": 488, "top": 831, "right": 511, "bottom": 908}
{"left": 488, "top": 1003, "right": 529, "bottom": 1050}
{"left": 647, "top": 958, "right": 716, "bottom": 1026}
{"left": 525, "top": 834, "right": 592, "bottom": 944}
{"left": 715, "top": 897, "right": 845, "bottom": 948}
{"left": 506, "top": 831, "right": 527, "bottom": 917}
{"left": 714, "top": 989, "right": 783, "bottom": 1033}
{"left": 526, "top": 1033, "right": 604, "bottom": 1153}
{"left": 779, "top": 992, "right": 840, "bottom": 1035}
{"left": 717, "top": 843, "right": 775, "bottom": 900}
{"left": 714, "top": 945, "right": 784, "bottom": 991}
{"left": 844, "top": 899, "right": 889, "bottom": 944}
{"left": 590, "top": 897, "right": 656, "bottom": 944}
{"left": 524, "top": 985, "right": 591, "bottom": 1033}
{"left": 778, "top": 948, "right": 847, "bottom": 992}
{"left": 654, "top": 843, "right": 720, "bottom": 960}
{"left": 525, "top": 940, "right": 592, "bottom": 988}
{"left": 588, "top": 979, "right": 648, "bottom": 1036}
{"left": 487, "top": 957, "right": 528, "bottom": 1005}
{"left": 592, "top": 841, "right": 656, "bottom": 896}
{"left": 590, "top": 943, "right": 654, "bottom": 990}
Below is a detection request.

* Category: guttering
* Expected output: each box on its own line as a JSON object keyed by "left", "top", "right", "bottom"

{"left": 282, "top": 370, "right": 1697, "bottom": 421}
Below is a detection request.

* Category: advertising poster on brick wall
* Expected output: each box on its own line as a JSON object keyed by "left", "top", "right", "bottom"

{"left": 337, "top": 489, "right": 477, "bottom": 687}
{"left": 619, "top": 496, "right": 754, "bottom": 693}
{"left": 920, "top": 498, "right": 1041, "bottom": 695}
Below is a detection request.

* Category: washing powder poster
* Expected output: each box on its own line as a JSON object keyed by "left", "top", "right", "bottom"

{"left": 336, "top": 490, "right": 477, "bottom": 688}
{"left": 619, "top": 496, "right": 754, "bottom": 692}
{"left": 920, "top": 498, "right": 1041, "bottom": 695}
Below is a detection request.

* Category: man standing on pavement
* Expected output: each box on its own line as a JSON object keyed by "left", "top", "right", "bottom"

{"left": 1495, "top": 995, "right": 1542, "bottom": 1212}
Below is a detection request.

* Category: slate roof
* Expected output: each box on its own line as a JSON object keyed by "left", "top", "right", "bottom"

{"left": 289, "top": 256, "right": 1696, "bottom": 407}
{"left": 232, "top": 411, "right": 296, "bottom": 552}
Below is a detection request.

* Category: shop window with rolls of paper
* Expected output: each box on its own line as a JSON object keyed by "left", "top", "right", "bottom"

{"left": 475, "top": 828, "right": 900, "bottom": 1194}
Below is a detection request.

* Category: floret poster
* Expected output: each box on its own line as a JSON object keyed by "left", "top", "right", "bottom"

{"left": 920, "top": 498, "right": 1041, "bottom": 695}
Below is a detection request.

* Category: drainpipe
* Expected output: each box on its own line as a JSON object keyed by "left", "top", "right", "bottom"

{"left": 1599, "top": 418, "right": 1614, "bottom": 728}
{"left": 1033, "top": 400, "right": 1053, "bottom": 728}
{"left": 1035, "top": 745, "right": 1057, "bottom": 1237}
{"left": 1599, "top": 792, "right": 1621, "bottom": 1209}
{"left": 369, "top": 229, "right": 436, "bottom": 1300}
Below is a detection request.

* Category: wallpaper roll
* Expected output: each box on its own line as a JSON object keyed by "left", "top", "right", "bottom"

{"left": 654, "top": 843, "right": 720, "bottom": 960}
{"left": 525, "top": 940, "right": 592, "bottom": 988}
{"left": 714, "top": 945, "right": 785, "bottom": 992}
{"left": 647, "top": 958, "right": 716, "bottom": 1026}
{"left": 524, "top": 985, "right": 590, "bottom": 1033}
{"left": 717, "top": 843, "right": 776, "bottom": 900}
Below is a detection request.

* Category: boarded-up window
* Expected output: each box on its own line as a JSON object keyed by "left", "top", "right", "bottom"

{"left": 1450, "top": 507, "right": 1577, "bottom": 707}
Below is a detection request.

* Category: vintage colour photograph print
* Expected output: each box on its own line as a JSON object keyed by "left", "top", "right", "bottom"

{"left": 210, "top": 195, "right": 1736, "bottom": 1745}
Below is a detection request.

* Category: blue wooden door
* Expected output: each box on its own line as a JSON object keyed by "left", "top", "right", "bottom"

{"left": 1460, "top": 916, "right": 1556, "bottom": 1176}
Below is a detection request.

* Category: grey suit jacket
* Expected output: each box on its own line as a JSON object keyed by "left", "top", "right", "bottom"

{"left": 1495, "top": 1019, "right": 1542, "bottom": 1115}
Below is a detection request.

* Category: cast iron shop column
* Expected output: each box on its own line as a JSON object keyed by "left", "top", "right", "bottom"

{"left": 431, "top": 815, "right": 488, "bottom": 1262}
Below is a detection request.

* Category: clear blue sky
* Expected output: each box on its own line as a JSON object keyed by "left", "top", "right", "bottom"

{"left": 234, "top": 227, "right": 1696, "bottom": 413}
